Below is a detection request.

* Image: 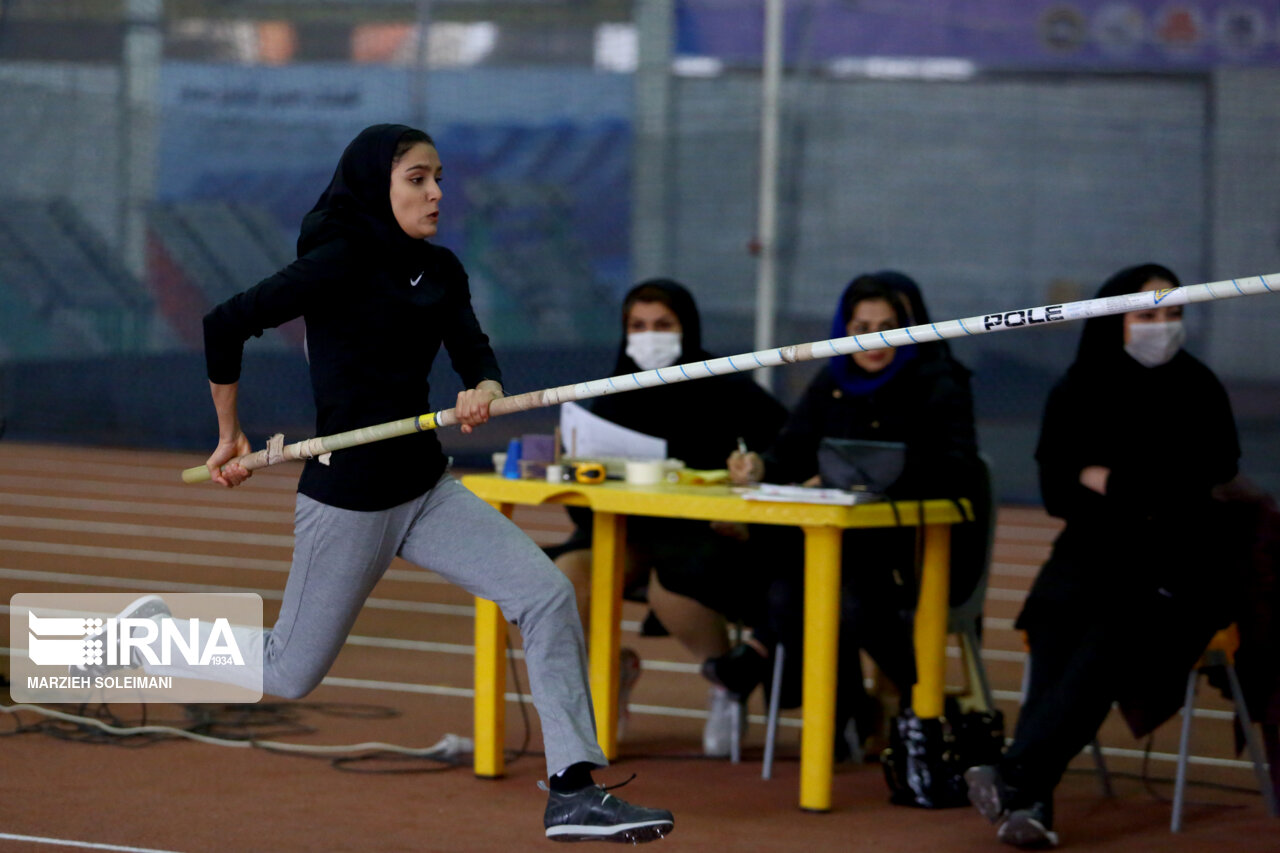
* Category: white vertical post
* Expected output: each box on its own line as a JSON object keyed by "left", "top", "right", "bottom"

{"left": 753, "top": 0, "right": 784, "bottom": 390}
{"left": 120, "top": 0, "right": 162, "bottom": 282}
{"left": 119, "top": 0, "right": 162, "bottom": 351}
{"left": 411, "top": 0, "right": 434, "bottom": 128}
{"left": 631, "top": 0, "right": 675, "bottom": 283}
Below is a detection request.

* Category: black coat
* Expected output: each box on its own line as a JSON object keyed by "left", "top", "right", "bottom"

{"left": 1019, "top": 264, "right": 1242, "bottom": 736}
{"left": 764, "top": 358, "right": 978, "bottom": 497}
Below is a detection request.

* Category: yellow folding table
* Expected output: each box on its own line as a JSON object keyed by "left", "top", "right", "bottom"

{"left": 459, "top": 474, "right": 969, "bottom": 812}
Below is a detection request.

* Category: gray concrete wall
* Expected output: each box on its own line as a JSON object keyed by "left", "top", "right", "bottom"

{"left": 1207, "top": 68, "right": 1280, "bottom": 381}
{"left": 662, "top": 73, "right": 1208, "bottom": 334}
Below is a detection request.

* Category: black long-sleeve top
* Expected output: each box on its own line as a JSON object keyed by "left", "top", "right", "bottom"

{"left": 1021, "top": 351, "right": 1239, "bottom": 626}
{"left": 204, "top": 237, "right": 501, "bottom": 511}
{"left": 763, "top": 357, "right": 980, "bottom": 499}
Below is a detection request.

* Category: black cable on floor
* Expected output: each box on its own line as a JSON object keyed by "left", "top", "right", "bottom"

{"left": 505, "top": 632, "right": 534, "bottom": 766}
{"left": 3, "top": 700, "right": 470, "bottom": 775}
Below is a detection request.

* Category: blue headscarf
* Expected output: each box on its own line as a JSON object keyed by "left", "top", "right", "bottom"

{"left": 828, "top": 272, "right": 918, "bottom": 395}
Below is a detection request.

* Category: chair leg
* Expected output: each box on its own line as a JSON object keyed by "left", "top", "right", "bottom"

{"left": 961, "top": 626, "right": 994, "bottom": 712}
{"left": 730, "top": 699, "right": 742, "bottom": 765}
{"left": 762, "top": 643, "right": 786, "bottom": 780}
{"left": 1172, "top": 669, "right": 1199, "bottom": 832}
{"left": 1090, "top": 739, "right": 1114, "bottom": 798}
{"left": 1223, "top": 663, "right": 1280, "bottom": 818}
{"left": 843, "top": 716, "right": 864, "bottom": 764}
{"left": 1265, "top": 724, "right": 1280, "bottom": 812}
{"left": 728, "top": 621, "right": 743, "bottom": 765}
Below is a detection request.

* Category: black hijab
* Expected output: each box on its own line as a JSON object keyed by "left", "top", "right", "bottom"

{"left": 592, "top": 279, "right": 786, "bottom": 469}
{"left": 1040, "top": 262, "right": 1236, "bottom": 483}
{"left": 1072, "top": 262, "right": 1182, "bottom": 376}
{"left": 297, "top": 123, "right": 433, "bottom": 274}
{"left": 610, "top": 278, "right": 710, "bottom": 373}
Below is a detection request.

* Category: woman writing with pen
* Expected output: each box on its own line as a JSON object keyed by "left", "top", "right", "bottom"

{"left": 546, "top": 279, "right": 788, "bottom": 756}
{"left": 718, "top": 271, "right": 987, "bottom": 758}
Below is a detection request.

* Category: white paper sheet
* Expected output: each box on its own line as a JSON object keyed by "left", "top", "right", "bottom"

{"left": 740, "top": 484, "right": 881, "bottom": 505}
{"left": 559, "top": 401, "right": 667, "bottom": 460}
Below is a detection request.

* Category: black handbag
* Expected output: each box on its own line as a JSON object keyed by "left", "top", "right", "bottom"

{"left": 881, "top": 703, "right": 1005, "bottom": 809}
{"left": 817, "top": 437, "right": 906, "bottom": 493}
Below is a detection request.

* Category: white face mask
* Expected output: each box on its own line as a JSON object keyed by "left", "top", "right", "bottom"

{"left": 1125, "top": 320, "right": 1186, "bottom": 368}
{"left": 626, "top": 331, "right": 682, "bottom": 371}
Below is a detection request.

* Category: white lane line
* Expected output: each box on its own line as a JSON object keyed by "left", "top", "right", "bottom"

{"left": 321, "top": 676, "right": 478, "bottom": 700}
{"left": 992, "top": 524, "right": 1060, "bottom": 542}
{"left": 0, "top": 455, "right": 295, "bottom": 489}
{"left": 1093, "top": 743, "right": 1265, "bottom": 770}
{"left": 0, "top": 492, "right": 296, "bottom": 524}
{"left": 946, "top": 646, "right": 1027, "bottom": 662}
{"left": 0, "top": 539, "right": 447, "bottom": 584}
{"left": 636, "top": 659, "right": 700, "bottom": 674}
{"left": 318, "top": 676, "right": 802, "bottom": 727}
{"left": 0, "top": 833, "right": 184, "bottom": 853}
{"left": 343, "top": 634, "right": 693, "bottom": 671}
{"left": 0, "top": 514, "right": 296, "bottom": 548}
{"left": 345, "top": 634, "right": 486, "bottom": 657}
{"left": 990, "top": 563, "right": 1039, "bottom": 577}
{"left": 983, "top": 588, "right": 1030, "bottom": 601}
{"left": 0, "top": 538, "right": 292, "bottom": 572}
{"left": 0, "top": 567, "right": 473, "bottom": 617}
{"left": 0, "top": 490, "right": 571, "bottom": 541}
{"left": 992, "top": 544, "right": 1053, "bottom": 559}
{"left": 0, "top": 475, "right": 289, "bottom": 507}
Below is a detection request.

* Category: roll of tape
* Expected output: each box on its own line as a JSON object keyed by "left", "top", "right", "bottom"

{"left": 625, "top": 460, "right": 665, "bottom": 485}
{"left": 545, "top": 464, "right": 565, "bottom": 483}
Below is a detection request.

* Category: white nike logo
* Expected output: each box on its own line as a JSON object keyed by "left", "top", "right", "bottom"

{"left": 410, "top": 273, "right": 423, "bottom": 287}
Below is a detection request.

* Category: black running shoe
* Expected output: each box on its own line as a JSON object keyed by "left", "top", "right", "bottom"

{"left": 543, "top": 780, "right": 674, "bottom": 843}
{"left": 998, "top": 802, "right": 1058, "bottom": 849}
{"left": 69, "top": 595, "right": 172, "bottom": 677}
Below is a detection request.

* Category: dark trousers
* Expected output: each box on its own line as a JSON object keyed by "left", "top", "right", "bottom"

{"left": 999, "top": 620, "right": 1120, "bottom": 807}
{"left": 1002, "top": 592, "right": 1219, "bottom": 809}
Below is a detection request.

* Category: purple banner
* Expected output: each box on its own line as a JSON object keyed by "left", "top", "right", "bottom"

{"left": 676, "top": 1, "right": 1280, "bottom": 70}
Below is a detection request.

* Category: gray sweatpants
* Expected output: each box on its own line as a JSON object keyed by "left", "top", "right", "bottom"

{"left": 154, "top": 472, "right": 606, "bottom": 777}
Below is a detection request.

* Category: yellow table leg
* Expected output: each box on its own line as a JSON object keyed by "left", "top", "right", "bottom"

{"left": 800, "top": 525, "right": 842, "bottom": 812}
{"left": 912, "top": 522, "right": 951, "bottom": 719}
{"left": 589, "top": 511, "right": 627, "bottom": 760}
{"left": 474, "top": 501, "right": 512, "bottom": 778}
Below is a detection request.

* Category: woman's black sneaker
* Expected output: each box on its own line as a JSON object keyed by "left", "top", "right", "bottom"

{"left": 542, "top": 782, "right": 674, "bottom": 843}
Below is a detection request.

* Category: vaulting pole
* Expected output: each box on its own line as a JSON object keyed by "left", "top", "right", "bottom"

{"left": 182, "top": 273, "right": 1278, "bottom": 484}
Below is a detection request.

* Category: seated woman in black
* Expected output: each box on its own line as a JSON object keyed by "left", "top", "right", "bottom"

{"left": 547, "top": 278, "right": 788, "bottom": 756}
{"left": 720, "top": 271, "right": 985, "bottom": 749}
{"left": 964, "top": 263, "right": 1241, "bottom": 849}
